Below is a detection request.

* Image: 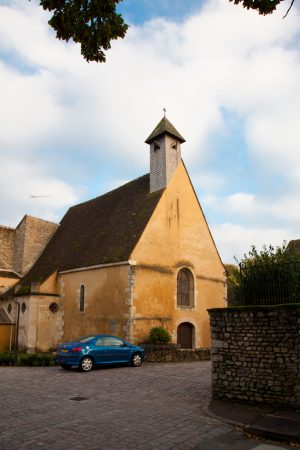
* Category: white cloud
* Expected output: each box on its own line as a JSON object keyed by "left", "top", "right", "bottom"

{"left": 212, "top": 223, "right": 293, "bottom": 263}
{"left": 190, "top": 172, "right": 225, "bottom": 193}
{"left": 0, "top": 157, "right": 78, "bottom": 226}
{"left": 0, "top": 0, "right": 300, "bottom": 262}
{"left": 223, "top": 193, "right": 256, "bottom": 216}
{"left": 0, "top": 63, "right": 66, "bottom": 150}
{"left": 98, "top": 178, "right": 131, "bottom": 196}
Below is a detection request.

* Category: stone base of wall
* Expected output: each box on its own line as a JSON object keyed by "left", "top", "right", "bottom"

{"left": 209, "top": 305, "right": 300, "bottom": 409}
{"left": 141, "top": 344, "right": 210, "bottom": 362}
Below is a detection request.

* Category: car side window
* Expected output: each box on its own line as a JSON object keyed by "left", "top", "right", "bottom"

{"left": 102, "top": 337, "right": 124, "bottom": 347}
{"left": 95, "top": 338, "right": 104, "bottom": 346}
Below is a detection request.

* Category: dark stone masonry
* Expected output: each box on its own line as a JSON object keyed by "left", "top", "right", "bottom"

{"left": 142, "top": 344, "right": 211, "bottom": 363}
{"left": 208, "top": 304, "right": 300, "bottom": 409}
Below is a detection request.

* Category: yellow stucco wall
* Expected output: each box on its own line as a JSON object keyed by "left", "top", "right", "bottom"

{"left": 40, "top": 271, "right": 59, "bottom": 294}
{"left": 0, "top": 275, "right": 19, "bottom": 293}
{"left": 130, "top": 161, "right": 226, "bottom": 347}
{"left": 14, "top": 265, "right": 130, "bottom": 351}
{"left": 17, "top": 263, "right": 130, "bottom": 350}
{"left": 15, "top": 295, "right": 62, "bottom": 352}
{"left": 61, "top": 264, "right": 130, "bottom": 342}
{"left": 35, "top": 296, "right": 63, "bottom": 352}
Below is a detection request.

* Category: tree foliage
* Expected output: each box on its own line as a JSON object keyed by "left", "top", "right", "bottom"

{"left": 224, "top": 264, "right": 241, "bottom": 306}
{"left": 238, "top": 241, "right": 299, "bottom": 268}
{"left": 37, "top": 0, "right": 295, "bottom": 63}
{"left": 39, "top": 0, "right": 128, "bottom": 62}
{"left": 224, "top": 263, "right": 240, "bottom": 288}
{"left": 229, "top": 0, "right": 294, "bottom": 17}
{"left": 237, "top": 242, "right": 300, "bottom": 306}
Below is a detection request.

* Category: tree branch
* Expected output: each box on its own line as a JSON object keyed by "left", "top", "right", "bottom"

{"left": 283, "top": 0, "right": 295, "bottom": 18}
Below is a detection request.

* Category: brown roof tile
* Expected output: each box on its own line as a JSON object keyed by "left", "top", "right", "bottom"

{"left": 145, "top": 117, "right": 185, "bottom": 144}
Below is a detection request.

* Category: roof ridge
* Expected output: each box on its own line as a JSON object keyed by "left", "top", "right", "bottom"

{"left": 23, "top": 215, "right": 59, "bottom": 225}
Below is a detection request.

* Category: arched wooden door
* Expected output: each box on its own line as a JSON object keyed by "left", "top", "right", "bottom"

{"left": 177, "top": 322, "right": 194, "bottom": 349}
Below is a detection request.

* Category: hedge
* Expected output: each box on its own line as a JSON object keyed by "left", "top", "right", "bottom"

{"left": 0, "top": 352, "right": 56, "bottom": 366}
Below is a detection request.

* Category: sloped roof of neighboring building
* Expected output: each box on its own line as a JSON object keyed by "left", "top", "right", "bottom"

{"left": 0, "top": 270, "right": 21, "bottom": 279}
{"left": 145, "top": 116, "right": 185, "bottom": 144}
{"left": 5, "top": 174, "right": 163, "bottom": 296}
{"left": 0, "top": 306, "right": 12, "bottom": 324}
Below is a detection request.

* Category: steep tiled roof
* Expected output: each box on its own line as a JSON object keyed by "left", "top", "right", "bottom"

{"left": 7, "top": 174, "right": 163, "bottom": 296}
{"left": 145, "top": 117, "right": 185, "bottom": 144}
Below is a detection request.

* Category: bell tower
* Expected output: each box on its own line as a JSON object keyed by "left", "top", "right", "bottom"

{"left": 145, "top": 115, "right": 185, "bottom": 193}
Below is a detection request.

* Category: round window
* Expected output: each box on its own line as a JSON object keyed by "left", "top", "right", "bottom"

{"left": 49, "top": 302, "right": 59, "bottom": 313}
{"left": 21, "top": 303, "right": 26, "bottom": 313}
{"left": 7, "top": 303, "right": 12, "bottom": 314}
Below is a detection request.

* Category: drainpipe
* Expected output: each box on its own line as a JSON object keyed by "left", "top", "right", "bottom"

{"left": 9, "top": 324, "right": 13, "bottom": 351}
{"left": 10, "top": 299, "right": 20, "bottom": 351}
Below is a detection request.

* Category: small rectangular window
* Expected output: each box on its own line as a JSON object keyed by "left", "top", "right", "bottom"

{"left": 79, "top": 285, "right": 85, "bottom": 312}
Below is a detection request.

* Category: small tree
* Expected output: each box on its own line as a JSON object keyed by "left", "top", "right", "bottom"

{"left": 239, "top": 242, "right": 299, "bottom": 266}
{"left": 224, "top": 264, "right": 241, "bottom": 306}
{"left": 237, "top": 242, "right": 300, "bottom": 305}
{"left": 149, "top": 327, "right": 171, "bottom": 344}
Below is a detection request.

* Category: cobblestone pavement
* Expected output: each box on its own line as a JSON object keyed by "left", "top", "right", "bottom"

{"left": 0, "top": 361, "right": 284, "bottom": 450}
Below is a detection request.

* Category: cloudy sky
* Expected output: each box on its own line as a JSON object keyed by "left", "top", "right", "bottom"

{"left": 0, "top": 0, "right": 299, "bottom": 263}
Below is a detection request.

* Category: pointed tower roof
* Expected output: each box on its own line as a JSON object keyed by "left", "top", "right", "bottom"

{"left": 145, "top": 116, "right": 185, "bottom": 144}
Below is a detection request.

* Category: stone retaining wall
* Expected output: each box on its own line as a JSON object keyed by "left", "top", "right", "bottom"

{"left": 208, "top": 305, "right": 300, "bottom": 409}
{"left": 142, "top": 344, "right": 210, "bottom": 362}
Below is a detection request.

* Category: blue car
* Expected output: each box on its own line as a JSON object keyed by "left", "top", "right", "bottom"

{"left": 56, "top": 334, "right": 145, "bottom": 372}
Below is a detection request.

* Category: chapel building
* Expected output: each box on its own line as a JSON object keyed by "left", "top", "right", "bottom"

{"left": 0, "top": 117, "right": 226, "bottom": 351}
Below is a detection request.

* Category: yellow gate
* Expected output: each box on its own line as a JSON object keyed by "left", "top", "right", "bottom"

{"left": 0, "top": 324, "right": 16, "bottom": 351}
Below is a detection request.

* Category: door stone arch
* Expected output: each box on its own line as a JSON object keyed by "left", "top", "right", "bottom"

{"left": 177, "top": 322, "right": 194, "bottom": 349}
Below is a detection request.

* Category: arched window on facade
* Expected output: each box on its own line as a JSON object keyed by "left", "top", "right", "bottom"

{"left": 79, "top": 285, "right": 85, "bottom": 312}
{"left": 177, "top": 268, "right": 194, "bottom": 307}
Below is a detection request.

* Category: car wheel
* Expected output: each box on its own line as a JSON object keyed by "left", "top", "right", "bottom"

{"left": 79, "top": 356, "right": 94, "bottom": 372}
{"left": 130, "top": 352, "right": 142, "bottom": 367}
{"left": 61, "top": 363, "right": 72, "bottom": 370}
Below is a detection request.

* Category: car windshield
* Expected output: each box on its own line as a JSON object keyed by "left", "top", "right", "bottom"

{"left": 75, "top": 336, "right": 96, "bottom": 343}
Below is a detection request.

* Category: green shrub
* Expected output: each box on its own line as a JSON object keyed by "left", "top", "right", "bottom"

{"left": 16, "top": 352, "right": 56, "bottom": 366}
{"left": 0, "top": 351, "right": 56, "bottom": 366}
{"left": 0, "top": 352, "right": 16, "bottom": 365}
{"left": 149, "top": 327, "right": 171, "bottom": 344}
{"left": 237, "top": 242, "right": 300, "bottom": 305}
